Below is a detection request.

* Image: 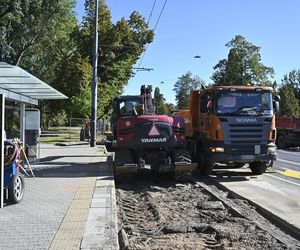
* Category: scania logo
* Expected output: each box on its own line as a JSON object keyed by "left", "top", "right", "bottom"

{"left": 236, "top": 118, "right": 257, "bottom": 123}
{"left": 141, "top": 138, "right": 167, "bottom": 143}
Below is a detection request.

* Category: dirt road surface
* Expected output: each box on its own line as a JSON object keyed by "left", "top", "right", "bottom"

{"left": 116, "top": 174, "right": 300, "bottom": 250}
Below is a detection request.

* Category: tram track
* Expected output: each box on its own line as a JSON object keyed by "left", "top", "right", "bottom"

{"left": 116, "top": 173, "right": 300, "bottom": 249}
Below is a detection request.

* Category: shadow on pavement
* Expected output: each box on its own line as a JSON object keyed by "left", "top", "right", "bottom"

{"left": 211, "top": 169, "right": 255, "bottom": 182}
{"left": 32, "top": 161, "right": 112, "bottom": 178}
{"left": 38, "top": 155, "right": 97, "bottom": 163}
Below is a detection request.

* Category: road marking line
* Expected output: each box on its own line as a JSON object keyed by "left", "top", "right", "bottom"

{"left": 275, "top": 169, "right": 300, "bottom": 179}
{"left": 277, "top": 158, "right": 300, "bottom": 166}
{"left": 265, "top": 174, "right": 300, "bottom": 187}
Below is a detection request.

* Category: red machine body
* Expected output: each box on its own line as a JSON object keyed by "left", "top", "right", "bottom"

{"left": 111, "top": 85, "right": 196, "bottom": 174}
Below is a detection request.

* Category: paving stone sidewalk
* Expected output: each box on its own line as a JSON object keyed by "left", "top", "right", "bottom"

{"left": 0, "top": 143, "right": 118, "bottom": 250}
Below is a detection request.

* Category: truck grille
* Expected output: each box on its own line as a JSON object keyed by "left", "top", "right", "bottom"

{"left": 221, "top": 117, "right": 270, "bottom": 155}
{"left": 228, "top": 123, "right": 264, "bottom": 144}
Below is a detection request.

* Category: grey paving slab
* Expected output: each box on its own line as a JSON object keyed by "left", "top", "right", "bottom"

{"left": 0, "top": 143, "right": 109, "bottom": 250}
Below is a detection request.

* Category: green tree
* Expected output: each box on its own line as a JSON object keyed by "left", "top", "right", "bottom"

{"left": 0, "top": 0, "right": 154, "bottom": 124}
{"left": 212, "top": 35, "right": 274, "bottom": 86}
{"left": 173, "top": 72, "right": 205, "bottom": 109}
{"left": 78, "top": 1, "right": 154, "bottom": 118}
{"left": 154, "top": 87, "right": 167, "bottom": 114}
{"left": 0, "top": 0, "right": 77, "bottom": 66}
{"left": 282, "top": 69, "right": 300, "bottom": 105}
{"left": 278, "top": 84, "right": 300, "bottom": 117}
{"left": 0, "top": 0, "right": 78, "bottom": 127}
{"left": 164, "top": 102, "right": 175, "bottom": 115}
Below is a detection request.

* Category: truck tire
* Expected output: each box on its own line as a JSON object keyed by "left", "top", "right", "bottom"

{"left": 249, "top": 161, "right": 268, "bottom": 175}
{"left": 197, "top": 147, "right": 213, "bottom": 175}
{"left": 277, "top": 134, "right": 287, "bottom": 149}
{"left": 173, "top": 149, "right": 192, "bottom": 163}
{"left": 9, "top": 174, "right": 25, "bottom": 203}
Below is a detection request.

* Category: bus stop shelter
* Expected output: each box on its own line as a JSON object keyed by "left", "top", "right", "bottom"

{"left": 0, "top": 62, "right": 67, "bottom": 208}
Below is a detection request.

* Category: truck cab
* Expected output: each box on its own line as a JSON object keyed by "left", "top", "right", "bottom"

{"left": 185, "top": 86, "right": 277, "bottom": 175}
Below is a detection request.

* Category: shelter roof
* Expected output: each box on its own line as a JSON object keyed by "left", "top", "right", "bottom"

{"left": 0, "top": 62, "right": 67, "bottom": 105}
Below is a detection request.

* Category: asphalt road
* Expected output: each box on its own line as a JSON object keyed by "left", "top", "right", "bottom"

{"left": 271, "top": 148, "right": 300, "bottom": 185}
{"left": 211, "top": 148, "right": 300, "bottom": 239}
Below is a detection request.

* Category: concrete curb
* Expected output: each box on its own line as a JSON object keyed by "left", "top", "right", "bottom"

{"left": 210, "top": 177, "right": 300, "bottom": 241}
{"left": 81, "top": 162, "right": 119, "bottom": 249}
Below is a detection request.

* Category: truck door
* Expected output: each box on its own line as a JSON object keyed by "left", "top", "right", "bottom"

{"left": 199, "top": 91, "right": 212, "bottom": 138}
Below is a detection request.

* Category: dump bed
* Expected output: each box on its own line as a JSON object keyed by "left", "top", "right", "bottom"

{"left": 276, "top": 117, "right": 300, "bottom": 131}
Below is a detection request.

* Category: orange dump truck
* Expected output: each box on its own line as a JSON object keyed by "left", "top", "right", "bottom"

{"left": 176, "top": 85, "right": 278, "bottom": 175}
{"left": 276, "top": 116, "right": 300, "bottom": 149}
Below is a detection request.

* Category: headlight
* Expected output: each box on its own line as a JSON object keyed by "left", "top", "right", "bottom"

{"left": 210, "top": 147, "right": 225, "bottom": 153}
{"left": 267, "top": 147, "right": 276, "bottom": 153}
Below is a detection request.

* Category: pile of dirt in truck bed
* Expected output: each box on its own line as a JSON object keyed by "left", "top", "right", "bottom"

{"left": 116, "top": 174, "right": 300, "bottom": 250}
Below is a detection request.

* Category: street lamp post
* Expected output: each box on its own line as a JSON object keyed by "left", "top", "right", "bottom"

{"left": 90, "top": 0, "right": 99, "bottom": 147}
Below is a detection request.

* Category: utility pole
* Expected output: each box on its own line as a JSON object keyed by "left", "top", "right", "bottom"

{"left": 90, "top": 0, "right": 99, "bottom": 147}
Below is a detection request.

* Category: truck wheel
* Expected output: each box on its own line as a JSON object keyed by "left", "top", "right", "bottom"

{"left": 173, "top": 149, "right": 192, "bottom": 163}
{"left": 197, "top": 148, "right": 213, "bottom": 175}
{"left": 9, "top": 174, "right": 25, "bottom": 203}
{"left": 249, "top": 161, "right": 268, "bottom": 175}
{"left": 277, "top": 134, "right": 287, "bottom": 149}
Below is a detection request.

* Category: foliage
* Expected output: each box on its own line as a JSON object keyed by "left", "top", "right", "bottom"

{"left": 154, "top": 87, "right": 167, "bottom": 114}
{"left": 77, "top": 0, "right": 154, "bottom": 118}
{"left": 173, "top": 72, "right": 205, "bottom": 109}
{"left": 0, "top": 0, "right": 77, "bottom": 128}
{"left": 211, "top": 35, "right": 274, "bottom": 86}
{"left": 164, "top": 103, "right": 175, "bottom": 115}
{"left": 281, "top": 69, "right": 300, "bottom": 104}
{"left": 0, "top": 0, "right": 77, "bottom": 66}
{"left": 278, "top": 84, "right": 300, "bottom": 117}
{"left": 0, "top": 0, "right": 154, "bottom": 126}
{"left": 279, "top": 69, "right": 300, "bottom": 117}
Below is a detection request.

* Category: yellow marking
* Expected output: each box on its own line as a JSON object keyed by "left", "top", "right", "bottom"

{"left": 275, "top": 169, "right": 300, "bottom": 179}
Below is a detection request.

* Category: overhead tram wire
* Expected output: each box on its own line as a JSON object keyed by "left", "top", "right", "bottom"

{"left": 137, "top": 0, "right": 168, "bottom": 69}
{"left": 153, "top": 0, "right": 168, "bottom": 31}
{"left": 147, "top": 0, "right": 157, "bottom": 25}
{"left": 135, "top": 0, "right": 157, "bottom": 70}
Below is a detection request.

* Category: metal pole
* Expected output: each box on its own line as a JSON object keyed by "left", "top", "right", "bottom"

{"left": 90, "top": 0, "right": 99, "bottom": 147}
{"left": 20, "top": 103, "right": 26, "bottom": 146}
{"left": 0, "top": 94, "right": 5, "bottom": 208}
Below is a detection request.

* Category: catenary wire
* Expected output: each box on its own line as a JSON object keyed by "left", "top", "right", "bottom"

{"left": 137, "top": 0, "right": 168, "bottom": 69}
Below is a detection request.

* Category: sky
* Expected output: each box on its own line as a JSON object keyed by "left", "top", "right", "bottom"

{"left": 74, "top": 0, "right": 300, "bottom": 104}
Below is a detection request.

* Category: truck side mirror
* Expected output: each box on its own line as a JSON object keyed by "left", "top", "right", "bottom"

{"left": 274, "top": 95, "right": 281, "bottom": 102}
{"left": 273, "top": 100, "right": 280, "bottom": 115}
{"left": 273, "top": 95, "right": 280, "bottom": 115}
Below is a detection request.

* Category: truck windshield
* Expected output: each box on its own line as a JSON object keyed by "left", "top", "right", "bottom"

{"left": 216, "top": 91, "right": 273, "bottom": 116}
{"left": 119, "top": 98, "right": 142, "bottom": 116}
